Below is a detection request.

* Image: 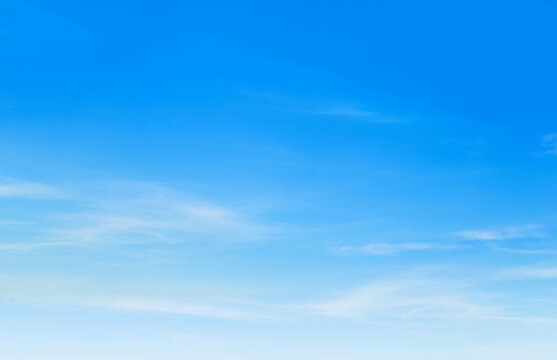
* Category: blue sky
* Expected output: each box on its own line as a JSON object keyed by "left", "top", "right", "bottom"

{"left": 2, "top": 0, "right": 557, "bottom": 359}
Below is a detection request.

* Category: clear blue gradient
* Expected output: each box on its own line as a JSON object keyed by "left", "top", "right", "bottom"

{"left": 1, "top": 1, "right": 557, "bottom": 359}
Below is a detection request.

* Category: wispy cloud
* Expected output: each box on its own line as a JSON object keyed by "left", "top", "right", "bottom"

{"left": 300, "top": 279, "right": 499, "bottom": 321}
{"left": 49, "top": 199, "right": 275, "bottom": 246}
{"left": 310, "top": 106, "right": 375, "bottom": 118}
{"left": 0, "top": 181, "right": 278, "bottom": 250}
{"left": 0, "top": 275, "right": 501, "bottom": 323}
{"left": 3, "top": 294, "right": 269, "bottom": 321}
{"left": 490, "top": 245, "right": 557, "bottom": 255}
{"left": 307, "top": 105, "right": 398, "bottom": 123}
{"left": 0, "top": 242, "right": 66, "bottom": 251}
{"left": 455, "top": 224, "right": 543, "bottom": 241}
{"left": 542, "top": 133, "right": 557, "bottom": 155}
{"left": 0, "top": 274, "right": 272, "bottom": 321}
{"left": 244, "top": 91, "right": 401, "bottom": 123}
{"left": 335, "top": 242, "right": 457, "bottom": 256}
{"left": 70, "top": 296, "right": 267, "bottom": 320}
{"left": 0, "top": 219, "right": 30, "bottom": 225}
{"left": 0, "top": 179, "right": 61, "bottom": 199}
{"left": 501, "top": 266, "right": 557, "bottom": 279}
{"left": 3, "top": 273, "right": 556, "bottom": 326}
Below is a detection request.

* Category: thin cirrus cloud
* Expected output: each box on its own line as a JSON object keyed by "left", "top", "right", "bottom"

{"left": 489, "top": 245, "right": 557, "bottom": 255}
{"left": 310, "top": 106, "right": 374, "bottom": 118}
{"left": 335, "top": 242, "right": 457, "bottom": 256}
{"left": 47, "top": 197, "right": 277, "bottom": 246}
{"left": 300, "top": 278, "right": 499, "bottom": 321}
{"left": 0, "top": 180, "right": 279, "bottom": 250}
{"left": 0, "top": 179, "right": 62, "bottom": 199}
{"left": 0, "top": 241, "right": 76, "bottom": 251}
{"left": 542, "top": 133, "right": 557, "bottom": 155}
{"left": 307, "top": 105, "right": 399, "bottom": 123}
{"left": 68, "top": 297, "right": 268, "bottom": 321}
{"left": 301, "top": 279, "right": 557, "bottom": 325}
{"left": 501, "top": 266, "right": 557, "bottom": 280}
{"left": 3, "top": 273, "right": 557, "bottom": 325}
{"left": 0, "top": 275, "right": 503, "bottom": 323}
{"left": 245, "top": 91, "right": 401, "bottom": 123}
{"left": 455, "top": 224, "right": 544, "bottom": 241}
{"left": 48, "top": 280, "right": 498, "bottom": 323}
{"left": 0, "top": 219, "right": 30, "bottom": 225}
{"left": 0, "top": 275, "right": 267, "bottom": 321}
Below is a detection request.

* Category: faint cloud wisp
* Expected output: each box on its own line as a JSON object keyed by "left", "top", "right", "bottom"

{"left": 542, "top": 133, "right": 557, "bottom": 155}
{"left": 455, "top": 224, "right": 544, "bottom": 241}
{"left": 0, "top": 180, "right": 279, "bottom": 250}
{"left": 0, "top": 178, "right": 62, "bottom": 199}
{"left": 335, "top": 242, "right": 457, "bottom": 256}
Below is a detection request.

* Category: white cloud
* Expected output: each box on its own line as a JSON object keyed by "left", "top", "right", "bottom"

{"left": 71, "top": 296, "right": 265, "bottom": 320}
{"left": 47, "top": 200, "right": 274, "bottom": 246}
{"left": 455, "top": 224, "right": 543, "bottom": 241}
{"left": 3, "top": 273, "right": 556, "bottom": 326}
{"left": 490, "top": 245, "right": 557, "bottom": 255}
{"left": 542, "top": 133, "right": 557, "bottom": 155}
{"left": 502, "top": 266, "right": 557, "bottom": 279}
{"left": 0, "top": 180, "right": 61, "bottom": 198}
{"left": 301, "top": 279, "right": 498, "bottom": 321}
{"left": 312, "top": 106, "right": 374, "bottom": 117}
{"left": 0, "top": 219, "right": 30, "bottom": 225}
{"left": 0, "top": 240, "right": 88, "bottom": 250}
{"left": 244, "top": 91, "right": 400, "bottom": 123}
{"left": 3, "top": 293, "right": 268, "bottom": 321}
{"left": 0, "top": 274, "right": 270, "bottom": 321}
{"left": 0, "top": 181, "right": 277, "bottom": 250}
{"left": 336, "top": 242, "right": 457, "bottom": 256}
{"left": 307, "top": 104, "right": 399, "bottom": 123}
{"left": 0, "top": 276, "right": 498, "bottom": 323}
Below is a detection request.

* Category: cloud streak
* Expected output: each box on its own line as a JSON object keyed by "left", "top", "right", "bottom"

{"left": 301, "top": 279, "right": 498, "bottom": 321}
{"left": 455, "top": 224, "right": 543, "bottom": 241}
{"left": 244, "top": 91, "right": 401, "bottom": 123}
{"left": 3, "top": 273, "right": 557, "bottom": 326}
{"left": 542, "top": 133, "right": 557, "bottom": 155}
{"left": 71, "top": 296, "right": 267, "bottom": 320}
{"left": 489, "top": 245, "right": 557, "bottom": 255}
{"left": 0, "top": 179, "right": 61, "bottom": 199}
{"left": 0, "top": 180, "right": 278, "bottom": 250}
{"left": 335, "top": 242, "right": 457, "bottom": 256}
{"left": 502, "top": 266, "right": 557, "bottom": 279}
